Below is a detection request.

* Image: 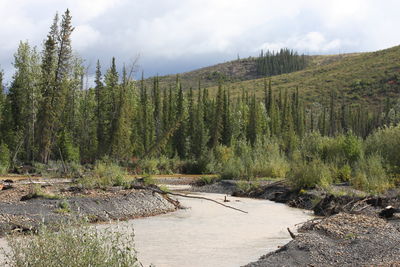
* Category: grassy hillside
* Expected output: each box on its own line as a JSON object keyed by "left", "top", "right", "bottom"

{"left": 204, "top": 46, "right": 400, "bottom": 107}
{"left": 145, "top": 53, "right": 356, "bottom": 90}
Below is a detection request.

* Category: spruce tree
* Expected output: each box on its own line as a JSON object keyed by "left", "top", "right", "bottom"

{"left": 37, "top": 10, "right": 74, "bottom": 163}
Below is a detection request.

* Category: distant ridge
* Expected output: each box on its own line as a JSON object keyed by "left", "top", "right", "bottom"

{"left": 147, "top": 45, "right": 400, "bottom": 108}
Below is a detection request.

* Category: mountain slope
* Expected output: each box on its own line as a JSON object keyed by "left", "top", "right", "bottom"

{"left": 145, "top": 53, "right": 356, "bottom": 90}
{"left": 204, "top": 45, "right": 400, "bottom": 106}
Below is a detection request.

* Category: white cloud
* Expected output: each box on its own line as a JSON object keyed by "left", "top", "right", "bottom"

{"left": 0, "top": 0, "right": 400, "bottom": 80}
{"left": 72, "top": 25, "right": 101, "bottom": 50}
{"left": 259, "top": 32, "right": 351, "bottom": 53}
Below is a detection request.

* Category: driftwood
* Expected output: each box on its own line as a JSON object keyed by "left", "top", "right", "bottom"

{"left": 133, "top": 185, "right": 248, "bottom": 214}
{"left": 287, "top": 227, "right": 296, "bottom": 239}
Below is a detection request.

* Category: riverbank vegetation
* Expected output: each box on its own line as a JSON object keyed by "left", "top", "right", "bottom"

{"left": 6, "top": 225, "right": 139, "bottom": 267}
{"left": 1, "top": 10, "right": 400, "bottom": 193}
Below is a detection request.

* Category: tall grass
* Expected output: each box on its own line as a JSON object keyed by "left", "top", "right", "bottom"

{"left": 7, "top": 225, "right": 139, "bottom": 267}
{"left": 365, "top": 125, "right": 400, "bottom": 173}
{"left": 351, "top": 154, "right": 392, "bottom": 193}
{"left": 288, "top": 159, "right": 332, "bottom": 190}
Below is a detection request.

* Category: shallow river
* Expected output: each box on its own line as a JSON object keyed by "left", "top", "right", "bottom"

{"left": 107, "top": 192, "right": 313, "bottom": 267}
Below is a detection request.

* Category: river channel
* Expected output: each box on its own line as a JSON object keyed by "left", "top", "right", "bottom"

{"left": 106, "top": 192, "right": 313, "bottom": 267}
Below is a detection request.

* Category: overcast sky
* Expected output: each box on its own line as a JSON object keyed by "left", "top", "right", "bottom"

{"left": 1, "top": 0, "right": 399, "bottom": 82}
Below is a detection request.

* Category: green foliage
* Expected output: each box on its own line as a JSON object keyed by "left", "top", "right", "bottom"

{"left": 236, "top": 181, "right": 261, "bottom": 194}
{"left": 138, "top": 156, "right": 185, "bottom": 174}
{"left": 24, "top": 185, "right": 62, "bottom": 200}
{"left": 351, "top": 154, "right": 392, "bottom": 193}
{"left": 55, "top": 200, "right": 71, "bottom": 213}
{"left": 58, "top": 131, "right": 80, "bottom": 163}
{"left": 79, "top": 160, "right": 128, "bottom": 189}
{"left": 301, "top": 132, "right": 362, "bottom": 166}
{"left": 365, "top": 125, "right": 400, "bottom": 173}
{"left": 207, "top": 140, "right": 289, "bottom": 180}
{"left": 7, "top": 225, "right": 139, "bottom": 267}
{"left": 256, "top": 48, "right": 308, "bottom": 77}
{"left": 289, "top": 159, "right": 333, "bottom": 190}
{"left": 0, "top": 10, "right": 399, "bottom": 196}
{"left": 196, "top": 175, "right": 220, "bottom": 185}
{"left": 0, "top": 143, "right": 10, "bottom": 174}
{"left": 32, "top": 161, "right": 83, "bottom": 178}
{"left": 142, "top": 175, "right": 157, "bottom": 186}
{"left": 334, "top": 164, "right": 352, "bottom": 183}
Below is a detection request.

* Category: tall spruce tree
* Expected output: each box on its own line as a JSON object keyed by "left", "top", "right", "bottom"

{"left": 37, "top": 10, "right": 74, "bottom": 163}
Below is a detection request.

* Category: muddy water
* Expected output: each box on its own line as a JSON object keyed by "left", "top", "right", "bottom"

{"left": 109, "top": 193, "right": 313, "bottom": 267}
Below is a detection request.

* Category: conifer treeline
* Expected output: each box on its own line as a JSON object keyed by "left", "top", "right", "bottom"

{"left": 256, "top": 48, "right": 308, "bottom": 77}
{"left": 0, "top": 10, "right": 397, "bottom": 168}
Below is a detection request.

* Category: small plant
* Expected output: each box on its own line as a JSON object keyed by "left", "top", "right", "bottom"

{"left": 196, "top": 175, "right": 220, "bottom": 186}
{"left": 335, "top": 164, "right": 352, "bottom": 183}
{"left": 55, "top": 200, "right": 71, "bottom": 213}
{"left": 22, "top": 185, "right": 63, "bottom": 200}
{"left": 344, "top": 233, "right": 357, "bottom": 240}
{"left": 158, "top": 185, "right": 170, "bottom": 193}
{"left": 142, "top": 175, "right": 157, "bottom": 186}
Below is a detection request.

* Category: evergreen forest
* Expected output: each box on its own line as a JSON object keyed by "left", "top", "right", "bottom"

{"left": 1, "top": 10, "right": 400, "bottom": 193}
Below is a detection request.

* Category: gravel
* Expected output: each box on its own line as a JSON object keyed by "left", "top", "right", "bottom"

{"left": 0, "top": 189, "right": 177, "bottom": 236}
{"left": 244, "top": 213, "right": 400, "bottom": 267}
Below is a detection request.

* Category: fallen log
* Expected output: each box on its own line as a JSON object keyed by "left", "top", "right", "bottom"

{"left": 132, "top": 185, "right": 248, "bottom": 214}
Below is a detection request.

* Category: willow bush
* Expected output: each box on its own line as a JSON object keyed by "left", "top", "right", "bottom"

{"left": 7, "top": 225, "right": 139, "bottom": 267}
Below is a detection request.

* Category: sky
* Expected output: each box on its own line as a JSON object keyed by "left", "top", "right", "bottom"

{"left": 0, "top": 0, "right": 399, "bottom": 82}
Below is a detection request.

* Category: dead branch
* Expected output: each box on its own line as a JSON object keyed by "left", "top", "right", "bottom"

{"left": 133, "top": 185, "right": 248, "bottom": 214}
{"left": 287, "top": 227, "right": 296, "bottom": 239}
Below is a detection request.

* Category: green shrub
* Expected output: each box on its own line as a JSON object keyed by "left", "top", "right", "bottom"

{"left": 139, "top": 159, "right": 158, "bottom": 174}
{"left": 7, "top": 225, "right": 139, "bottom": 267}
{"left": 220, "top": 158, "right": 246, "bottom": 180}
{"left": 289, "top": 159, "right": 332, "bottom": 189}
{"left": 55, "top": 200, "right": 71, "bottom": 213}
{"left": 342, "top": 133, "right": 363, "bottom": 164}
{"left": 197, "top": 175, "right": 220, "bottom": 185}
{"left": 79, "top": 161, "right": 128, "bottom": 188}
{"left": 142, "top": 175, "right": 157, "bottom": 186}
{"left": 335, "top": 164, "right": 352, "bottom": 182}
{"left": 0, "top": 143, "right": 10, "bottom": 174}
{"left": 236, "top": 181, "right": 261, "bottom": 193}
{"left": 351, "top": 154, "right": 392, "bottom": 193}
{"left": 365, "top": 125, "right": 400, "bottom": 173}
{"left": 302, "top": 132, "right": 362, "bottom": 166}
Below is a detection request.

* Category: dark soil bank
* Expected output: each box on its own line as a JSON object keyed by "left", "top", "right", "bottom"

{"left": 0, "top": 189, "right": 177, "bottom": 236}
